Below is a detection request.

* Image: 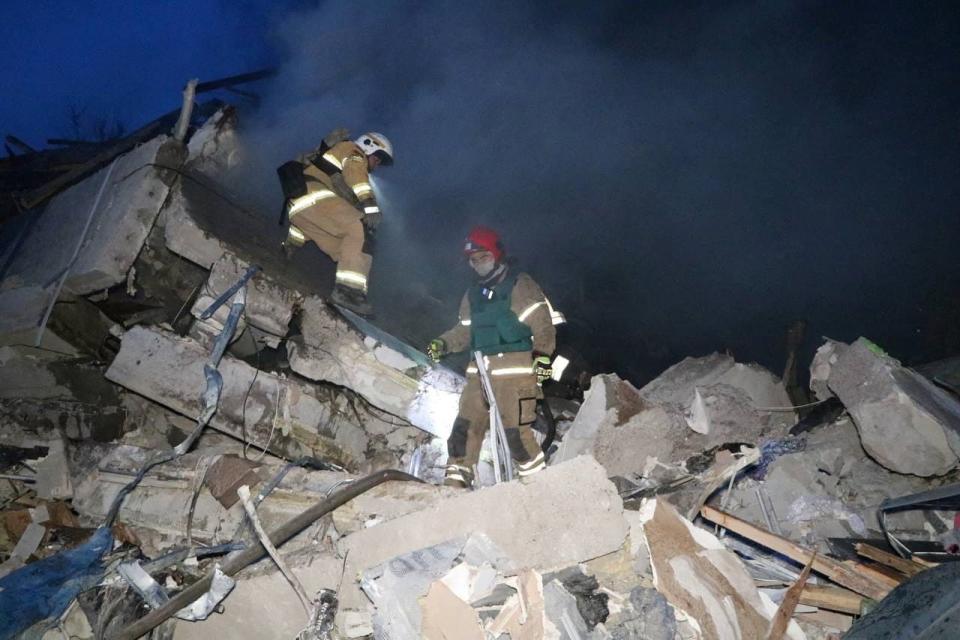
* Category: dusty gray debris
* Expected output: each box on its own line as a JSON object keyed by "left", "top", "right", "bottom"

{"left": 826, "top": 337, "right": 960, "bottom": 476}
{"left": 720, "top": 417, "right": 934, "bottom": 549}
{"left": 338, "top": 456, "right": 629, "bottom": 612}
{"left": 360, "top": 534, "right": 509, "bottom": 640}
{"left": 607, "top": 587, "right": 678, "bottom": 640}
{"left": 543, "top": 579, "right": 612, "bottom": 639}
{"left": 544, "top": 566, "right": 610, "bottom": 629}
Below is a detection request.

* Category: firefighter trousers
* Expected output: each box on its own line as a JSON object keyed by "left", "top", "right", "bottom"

{"left": 289, "top": 196, "right": 371, "bottom": 292}
{"left": 447, "top": 352, "right": 542, "bottom": 469}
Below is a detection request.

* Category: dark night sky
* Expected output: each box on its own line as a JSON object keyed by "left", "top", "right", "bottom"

{"left": 3, "top": 1, "right": 959, "bottom": 383}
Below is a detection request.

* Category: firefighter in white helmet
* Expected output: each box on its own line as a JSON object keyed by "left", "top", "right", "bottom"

{"left": 278, "top": 130, "right": 393, "bottom": 315}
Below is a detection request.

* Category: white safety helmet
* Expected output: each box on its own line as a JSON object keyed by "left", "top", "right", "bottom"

{"left": 355, "top": 132, "right": 394, "bottom": 166}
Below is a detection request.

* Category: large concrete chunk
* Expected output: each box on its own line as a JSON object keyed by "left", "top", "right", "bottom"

{"left": 641, "top": 352, "right": 796, "bottom": 429}
{"left": 826, "top": 338, "right": 960, "bottom": 476}
{"left": 290, "top": 296, "right": 463, "bottom": 439}
{"left": 0, "top": 137, "right": 173, "bottom": 337}
{"left": 190, "top": 251, "right": 302, "bottom": 339}
{"left": 105, "top": 325, "right": 368, "bottom": 468}
{"left": 553, "top": 374, "right": 781, "bottom": 480}
{"left": 337, "top": 456, "right": 628, "bottom": 610}
{"left": 70, "top": 443, "right": 450, "bottom": 553}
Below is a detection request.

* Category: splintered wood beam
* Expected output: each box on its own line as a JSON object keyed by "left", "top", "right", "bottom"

{"left": 766, "top": 552, "right": 816, "bottom": 640}
{"left": 855, "top": 542, "right": 930, "bottom": 578}
{"left": 798, "top": 585, "right": 865, "bottom": 615}
{"left": 700, "top": 506, "right": 894, "bottom": 601}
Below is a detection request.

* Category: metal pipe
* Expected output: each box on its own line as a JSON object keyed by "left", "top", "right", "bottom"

{"left": 112, "top": 469, "right": 421, "bottom": 640}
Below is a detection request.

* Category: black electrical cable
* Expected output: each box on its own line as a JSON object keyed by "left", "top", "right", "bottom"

{"left": 240, "top": 328, "right": 262, "bottom": 460}
{"left": 113, "top": 469, "right": 422, "bottom": 640}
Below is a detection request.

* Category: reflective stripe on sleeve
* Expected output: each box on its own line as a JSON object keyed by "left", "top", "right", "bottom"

{"left": 351, "top": 182, "right": 373, "bottom": 198}
{"left": 490, "top": 366, "right": 534, "bottom": 377}
{"left": 518, "top": 301, "right": 547, "bottom": 322}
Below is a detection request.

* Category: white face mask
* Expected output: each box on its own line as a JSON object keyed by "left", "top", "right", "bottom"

{"left": 471, "top": 257, "right": 496, "bottom": 277}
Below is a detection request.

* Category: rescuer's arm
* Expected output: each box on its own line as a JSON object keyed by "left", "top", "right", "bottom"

{"left": 512, "top": 274, "right": 556, "bottom": 356}
{"left": 435, "top": 293, "right": 473, "bottom": 355}
{"left": 341, "top": 149, "right": 381, "bottom": 228}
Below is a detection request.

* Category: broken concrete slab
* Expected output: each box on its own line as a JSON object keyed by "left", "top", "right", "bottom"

{"left": 106, "top": 325, "right": 368, "bottom": 467}
{"left": 186, "top": 107, "right": 241, "bottom": 173}
{"left": 161, "top": 185, "right": 229, "bottom": 269}
{"left": 826, "top": 337, "right": 960, "bottom": 476}
{"left": 172, "top": 554, "right": 346, "bottom": 640}
{"left": 191, "top": 251, "right": 301, "bottom": 341}
{"left": 0, "top": 136, "right": 174, "bottom": 307}
{"left": 809, "top": 340, "right": 844, "bottom": 401}
{"left": 290, "top": 295, "right": 464, "bottom": 439}
{"left": 337, "top": 456, "right": 628, "bottom": 612}
{"left": 361, "top": 536, "right": 484, "bottom": 640}
{"left": 553, "top": 374, "right": 781, "bottom": 482}
{"left": 70, "top": 442, "right": 450, "bottom": 553}
{"left": 641, "top": 352, "right": 797, "bottom": 431}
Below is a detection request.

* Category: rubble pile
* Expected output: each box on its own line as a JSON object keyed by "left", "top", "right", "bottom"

{"left": 2, "top": 102, "right": 960, "bottom": 639}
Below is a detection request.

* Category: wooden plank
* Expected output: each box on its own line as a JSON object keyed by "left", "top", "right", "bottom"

{"left": 766, "top": 552, "right": 815, "bottom": 640}
{"left": 855, "top": 542, "right": 929, "bottom": 577}
{"left": 700, "top": 506, "right": 892, "bottom": 601}
{"left": 798, "top": 585, "right": 864, "bottom": 615}
{"left": 842, "top": 559, "right": 904, "bottom": 588}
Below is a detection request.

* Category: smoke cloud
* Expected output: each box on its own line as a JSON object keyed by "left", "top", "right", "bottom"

{"left": 230, "top": 1, "right": 960, "bottom": 381}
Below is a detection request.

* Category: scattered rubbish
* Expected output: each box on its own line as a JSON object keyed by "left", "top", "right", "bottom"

{"left": 2, "top": 95, "right": 959, "bottom": 640}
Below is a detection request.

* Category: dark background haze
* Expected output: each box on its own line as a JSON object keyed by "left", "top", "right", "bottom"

{"left": 3, "top": 1, "right": 959, "bottom": 384}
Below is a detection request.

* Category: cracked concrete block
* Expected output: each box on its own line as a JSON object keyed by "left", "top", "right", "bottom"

{"left": 337, "top": 456, "right": 628, "bottom": 611}
{"left": 162, "top": 186, "right": 228, "bottom": 269}
{"left": 290, "top": 296, "right": 464, "bottom": 439}
{"left": 172, "top": 554, "right": 345, "bottom": 640}
{"left": 0, "top": 137, "right": 173, "bottom": 338}
{"left": 191, "top": 252, "right": 301, "bottom": 340}
{"left": 105, "top": 326, "right": 368, "bottom": 468}
{"left": 641, "top": 353, "right": 796, "bottom": 429}
{"left": 186, "top": 107, "right": 241, "bottom": 173}
{"left": 554, "top": 374, "right": 778, "bottom": 481}
{"left": 809, "top": 340, "right": 845, "bottom": 401}
{"left": 827, "top": 338, "right": 960, "bottom": 476}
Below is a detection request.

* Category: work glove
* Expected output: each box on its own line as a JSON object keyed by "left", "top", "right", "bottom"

{"left": 427, "top": 338, "right": 447, "bottom": 363}
{"left": 362, "top": 211, "right": 382, "bottom": 232}
{"left": 533, "top": 355, "right": 553, "bottom": 384}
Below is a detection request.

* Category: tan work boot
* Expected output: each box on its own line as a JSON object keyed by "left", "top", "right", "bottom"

{"left": 443, "top": 464, "right": 473, "bottom": 489}
{"left": 331, "top": 284, "right": 373, "bottom": 317}
{"left": 517, "top": 451, "right": 546, "bottom": 483}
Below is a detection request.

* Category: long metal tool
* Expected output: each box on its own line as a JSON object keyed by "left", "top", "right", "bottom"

{"left": 473, "top": 351, "right": 514, "bottom": 483}
{"left": 112, "top": 469, "right": 421, "bottom": 640}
